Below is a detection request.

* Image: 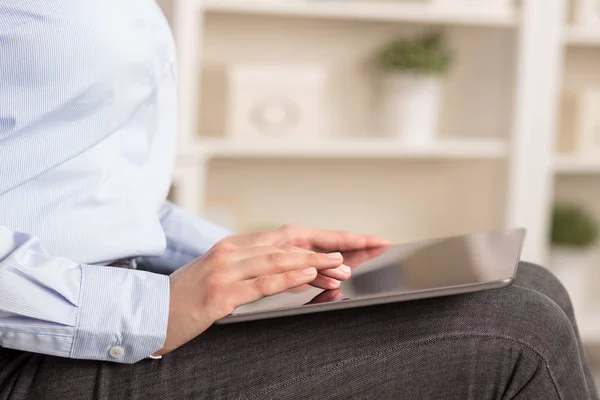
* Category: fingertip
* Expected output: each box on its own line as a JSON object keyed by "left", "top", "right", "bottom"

{"left": 370, "top": 237, "right": 392, "bottom": 246}
{"left": 301, "top": 267, "right": 317, "bottom": 276}
{"left": 327, "top": 277, "right": 341, "bottom": 288}
{"left": 324, "top": 289, "right": 343, "bottom": 302}
{"left": 340, "top": 265, "right": 352, "bottom": 276}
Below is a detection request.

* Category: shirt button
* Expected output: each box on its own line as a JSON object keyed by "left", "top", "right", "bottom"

{"left": 109, "top": 346, "right": 125, "bottom": 360}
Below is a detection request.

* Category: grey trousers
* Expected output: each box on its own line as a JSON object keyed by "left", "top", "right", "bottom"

{"left": 0, "top": 262, "right": 598, "bottom": 400}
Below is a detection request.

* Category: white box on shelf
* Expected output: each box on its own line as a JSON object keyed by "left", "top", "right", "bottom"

{"left": 226, "top": 65, "right": 327, "bottom": 140}
{"left": 574, "top": 90, "right": 600, "bottom": 156}
{"left": 574, "top": 0, "right": 600, "bottom": 26}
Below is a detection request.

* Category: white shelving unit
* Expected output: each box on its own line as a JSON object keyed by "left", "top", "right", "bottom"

{"left": 182, "top": 138, "right": 508, "bottom": 159}
{"left": 564, "top": 26, "right": 600, "bottom": 46}
{"left": 581, "top": 313, "right": 600, "bottom": 344}
{"left": 558, "top": 8, "right": 600, "bottom": 345}
{"left": 160, "top": 0, "right": 600, "bottom": 345}
{"left": 555, "top": 155, "right": 600, "bottom": 174}
{"left": 201, "top": 0, "right": 519, "bottom": 27}
{"left": 170, "top": 0, "right": 559, "bottom": 260}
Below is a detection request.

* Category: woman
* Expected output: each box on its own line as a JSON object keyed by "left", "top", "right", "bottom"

{"left": 0, "top": 1, "right": 597, "bottom": 399}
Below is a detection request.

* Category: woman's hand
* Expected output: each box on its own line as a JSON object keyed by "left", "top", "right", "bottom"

{"left": 155, "top": 242, "right": 345, "bottom": 356}
{"left": 221, "top": 225, "right": 390, "bottom": 288}
{"left": 304, "top": 247, "right": 392, "bottom": 305}
{"left": 223, "top": 225, "right": 390, "bottom": 252}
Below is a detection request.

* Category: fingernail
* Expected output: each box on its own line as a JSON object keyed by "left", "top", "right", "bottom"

{"left": 327, "top": 252, "right": 342, "bottom": 260}
{"left": 340, "top": 265, "right": 352, "bottom": 275}
{"left": 328, "top": 278, "right": 341, "bottom": 287}
{"left": 301, "top": 267, "right": 316, "bottom": 276}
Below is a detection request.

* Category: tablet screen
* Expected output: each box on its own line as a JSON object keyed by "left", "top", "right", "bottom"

{"left": 231, "top": 229, "right": 525, "bottom": 316}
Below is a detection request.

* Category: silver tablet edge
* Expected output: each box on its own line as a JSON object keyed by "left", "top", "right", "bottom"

{"left": 215, "top": 277, "right": 514, "bottom": 325}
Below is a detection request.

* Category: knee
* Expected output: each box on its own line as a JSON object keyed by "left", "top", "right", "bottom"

{"left": 460, "top": 284, "right": 580, "bottom": 368}
{"left": 411, "top": 286, "right": 587, "bottom": 396}
{"left": 516, "top": 261, "right": 575, "bottom": 316}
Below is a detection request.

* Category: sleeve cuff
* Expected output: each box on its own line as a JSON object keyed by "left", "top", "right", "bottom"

{"left": 70, "top": 265, "right": 170, "bottom": 364}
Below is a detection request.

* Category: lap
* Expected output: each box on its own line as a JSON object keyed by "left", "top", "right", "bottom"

{"left": 0, "top": 263, "right": 593, "bottom": 400}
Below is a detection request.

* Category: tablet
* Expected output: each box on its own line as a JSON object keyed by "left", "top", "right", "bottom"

{"left": 217, "top": 228, "right": 526, "bottom": 324}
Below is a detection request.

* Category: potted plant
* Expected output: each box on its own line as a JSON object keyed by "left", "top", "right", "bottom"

{"left": 549, "top": 203, "right": 598, "bottom": 314}
{"left": 376, "top": 32, "right": 452, "bottom": 145}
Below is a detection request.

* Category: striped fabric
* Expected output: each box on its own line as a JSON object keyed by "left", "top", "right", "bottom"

{"left": 0, "top": 0, "right": 230, "bottom": 364}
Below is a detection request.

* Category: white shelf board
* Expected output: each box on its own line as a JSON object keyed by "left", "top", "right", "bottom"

{"left": 554, "top": 155, "right": 600, "bottom": 174}
{"left": 201, "top": 0, "right": 518, "bottom": 28}
{"left": 564, "top": 27, "right": 600, "bottom": 46}
{"left": 580, "top": 312, "right": 600, "bottom": 344}
{"left": 181, "top": 138, "right": 508, "bottom": 160}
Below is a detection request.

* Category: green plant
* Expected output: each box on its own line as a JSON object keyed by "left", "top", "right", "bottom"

{"left": 551, "top": 204, "right": 598, "bottom": 249}
{"left": 378, "top": 32, "right": 452, "bottom": 75}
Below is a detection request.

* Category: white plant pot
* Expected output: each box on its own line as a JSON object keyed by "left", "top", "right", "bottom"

{"left": 549, "top": 247, "right": 594, "bottom": 316}
{"left": 379, "top": 73, "right": 442, "bottom": 145}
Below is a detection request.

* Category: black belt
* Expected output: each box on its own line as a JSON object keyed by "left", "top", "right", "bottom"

{"left": 108, "top": 259, "right": 138, "bottom": 269}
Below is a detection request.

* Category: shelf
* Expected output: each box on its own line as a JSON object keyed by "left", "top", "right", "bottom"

{"left": 580, "top": 312, "right": 600, "bottom": 344}
{"left": 201, "top": 0, "right": 518, "bottom": 28}
{"left": 180, "top": 138, "right": 508, "bottom": 160}
{"left": 554, "top": 155, "right": 600, "bottom": 174}
{"left": 564, "top": 27, "right": 600, "bottom": 47}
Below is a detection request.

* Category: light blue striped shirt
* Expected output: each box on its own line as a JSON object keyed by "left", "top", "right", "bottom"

{"left": 0, "top": 0, "right": 230, "bottom": 364}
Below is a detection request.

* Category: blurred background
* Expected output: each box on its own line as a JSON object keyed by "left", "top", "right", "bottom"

{"left": 157, "top": 0, "right": 599, "bottom": 376}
